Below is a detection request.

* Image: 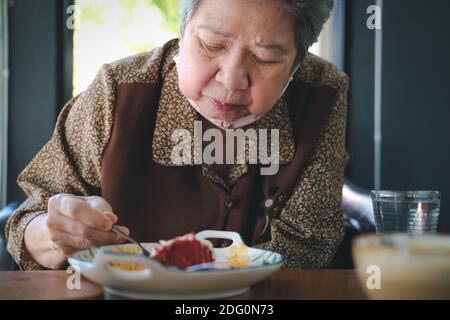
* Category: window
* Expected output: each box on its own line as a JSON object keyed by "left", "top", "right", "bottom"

{"left": 73, "top": 0, "right": 179, "bottom": 96}
{"left": 310, "top": 0, "right": 346, "bottom": 70}
{"left": 0, "top": 0, "right": 8, "bottom": 208}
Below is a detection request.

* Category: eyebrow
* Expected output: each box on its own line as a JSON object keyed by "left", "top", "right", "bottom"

{"left": 197, "top": 24, "right": 231, "bottom": 38}
{"left": 255, "top": 42, "right": 289, "bottom": 55}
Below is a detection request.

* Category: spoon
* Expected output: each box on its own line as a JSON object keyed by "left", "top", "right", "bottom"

{"left": 111, "top": 225, "right": 151, "bottom": 257}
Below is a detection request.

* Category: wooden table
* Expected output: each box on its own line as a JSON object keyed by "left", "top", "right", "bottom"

{"left": 0, "top": 269, "right": 367, "bottom": 300}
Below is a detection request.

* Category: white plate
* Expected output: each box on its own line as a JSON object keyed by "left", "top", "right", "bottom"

{"left": 68, "top": 230, "right": 283, "bottom": 299}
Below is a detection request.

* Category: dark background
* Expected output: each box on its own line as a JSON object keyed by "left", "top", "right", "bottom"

{"left": 345, "top": 0, "right": 450, "bottom": 233}
{"left": 6, "top": 0, "right": 450, "bottom": 232}
{"left": 7, "top": 0, "right": 72, "bottom": 202}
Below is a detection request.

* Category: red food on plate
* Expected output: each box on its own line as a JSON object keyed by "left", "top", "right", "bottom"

{"left": 151, "top": 232, "right": 214, "bottom": 269}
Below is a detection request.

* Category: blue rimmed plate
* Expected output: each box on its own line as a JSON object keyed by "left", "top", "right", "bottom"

{"left": 68, "top": 230, "right": 283, "bottom": 299}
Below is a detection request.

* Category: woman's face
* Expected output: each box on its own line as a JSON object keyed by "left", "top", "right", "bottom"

{"left": 177, "top": 0, "right": 298, "bottom": 123}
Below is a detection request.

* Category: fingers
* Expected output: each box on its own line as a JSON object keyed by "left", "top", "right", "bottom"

{"left": 84, "top": 196, "right": 115, "bottom": 221}
{"left": 48, "top": 194, "right": 115, "bottom": 231}
{"left": 104, "top": 212, "right": 118, "bottom": 224}
{"left": 46, "top": 193, "right": 131, "bottom": 254}
{"left": 47, "top": 210, "right": 128, "bottom": 245}
{"left": 112, "top": 225, "right": 130, "bottom": 236}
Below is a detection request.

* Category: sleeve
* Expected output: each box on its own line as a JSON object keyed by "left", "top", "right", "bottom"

{"left": 254, "top": 75, "right": 349, "bottom": 269}
{"left": 4, "top": 64, "right": 117, "bottom": 270}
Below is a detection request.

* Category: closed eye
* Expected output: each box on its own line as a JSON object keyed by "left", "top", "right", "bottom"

{"left": 253, "top": 55, "right": 279, "bottom": 65}
{"left": 201, "top": 40, "right": 224, "bottom": 53}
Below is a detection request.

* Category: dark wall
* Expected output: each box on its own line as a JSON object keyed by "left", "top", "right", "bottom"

{"left": 345, "top": 0, "right": 375, "bottom": 189}
{"left": 346, "top": 0, "right": 450, "bottom": 233}
{"left": 7, "top": 0, "right": 72, "bottom": 203}
{"left": 7, "top": 0, "right": 58, "bottom": 203}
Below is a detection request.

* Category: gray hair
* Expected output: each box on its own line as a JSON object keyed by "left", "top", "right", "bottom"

{"left": 179, "top": 0, "right": 334, "bottom": 68}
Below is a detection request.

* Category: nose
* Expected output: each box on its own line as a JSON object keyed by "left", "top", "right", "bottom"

{"left": 215, "top": 52, "right": 250, "bottom": 91}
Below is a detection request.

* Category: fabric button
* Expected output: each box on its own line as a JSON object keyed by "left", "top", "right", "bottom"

{"left": 264, "top": 198, "right": 274, "bottom": 208}
{"left": 224, "top": 195, "right": 238, "bottom": 209}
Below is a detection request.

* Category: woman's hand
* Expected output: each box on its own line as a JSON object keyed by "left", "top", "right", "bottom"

{"left": 24, "top": 194, "right": 129, "bottom": 269}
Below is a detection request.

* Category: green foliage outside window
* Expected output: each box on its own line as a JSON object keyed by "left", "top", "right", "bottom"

{"left": 73, "top": 0, "right": 180, "bottom": 95}
{"left": 151, "top": 0, "right": 180, "bottom": 33}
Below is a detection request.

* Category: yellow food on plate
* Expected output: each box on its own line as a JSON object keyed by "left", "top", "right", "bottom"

{"left": 108, "top": 245, "right": 145, "bottom": 271}
{"left": 113, "top": 245, "right": 141, "bottom": 254}
{"left": 226, "top": 244, "right": 250, "bottom": 268}
{"left": 109, "top": 262, "right": 146, "bottom": 271}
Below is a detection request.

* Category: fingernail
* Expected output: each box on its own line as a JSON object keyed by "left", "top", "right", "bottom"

{"left": 104, "top": 212, "right": 118, "bottom": 224}
{"left": 118, "top": 226, "right": 130, "bottom": 235}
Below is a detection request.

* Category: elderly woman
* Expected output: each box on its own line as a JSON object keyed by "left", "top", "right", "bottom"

{"left": 5, "top": 0, "right": 348, "bottom": 270}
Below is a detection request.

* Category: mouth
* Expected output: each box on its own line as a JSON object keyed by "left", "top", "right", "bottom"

{"left": 210, "top": 98, "right": 246, "bottom": 112}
